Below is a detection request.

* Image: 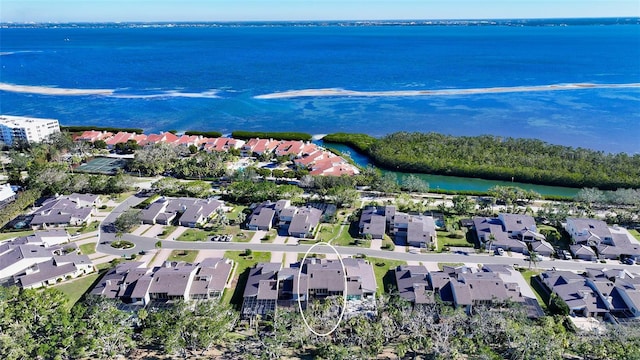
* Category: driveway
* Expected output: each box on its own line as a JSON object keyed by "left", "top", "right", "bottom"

{"left": 370, "top": 239, "right": 382, "bottom": 251}
{"left": 249, "top": 230, "right": 267, "bottom": 244}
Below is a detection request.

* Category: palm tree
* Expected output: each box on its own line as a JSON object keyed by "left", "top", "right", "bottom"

{"left": 487, "top": 234, "right": 496, "bottom": 253}
{"left": 528, "top": 251, "right": 540, "bottom": 270}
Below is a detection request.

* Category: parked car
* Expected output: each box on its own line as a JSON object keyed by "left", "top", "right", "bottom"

{"left": 496, "top": 248, "right": 505, "bottom": 256}
{"left": 562, "top": 250, "right": 572, "bottom": 260}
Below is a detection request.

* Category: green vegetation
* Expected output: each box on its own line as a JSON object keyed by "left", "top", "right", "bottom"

{"left": 54, "top": 273, "right": 100, "bottom": 308}
{"left": 367, "top": 257, "right": 407, "bottom": 294}
{"left": 324, "top": 131, "right": 640, "bottom": 189}
{"left": 184, "top": 130, "right": 223, "bottom": 138}
{"left": 630, "top": 229, "right": 640, "bottom": 241}
{"left": 0, "top": 189, "right": 41, "bottom": 229}
{"left": 222, "top": 250, "right": 271, "bottom": 306}
{"left": 177, "top": 228, "right": 208, "bottom": 241}
{"left": 231, "top": 130, "right": 312, "bottom": 141}
{"left": 323, "top": 132, "right": 378, "bottom": 153}
{"left": 70, "top": 222, "right": 100, "bottom": 235}
{"left": 134, "top": 193, "right": 161, "bottom": 209}
{"left": 167, "top": 250, "right": 199, "bottom": 263}
{"left": 157, "top": 225, "right": 177, "bottom": 239}
{"left": 438, "top": 262, "right": 466, "bottom": 270}
{"left": 79, "top": 243, "right": 96, "bottom": 255}
{"left": 110, "top": 240, "right": 134, "bottom": 249}
{"left": 520, "top": 269, "right": 546, "bottom": 308}
{"left": 0, "top": 230, "right": 34, "bottom": 241}
{"left": 61, "top": 125, "right": 143, "bottom": 134}
{"left": 224, "top": 180, "right": 303, "bottom": 204}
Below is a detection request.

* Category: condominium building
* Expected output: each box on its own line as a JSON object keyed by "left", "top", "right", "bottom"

{"left": 0, "top": 115, "right": 60, "bottom": 146}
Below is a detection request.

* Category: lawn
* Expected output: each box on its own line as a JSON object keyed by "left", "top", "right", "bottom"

{"left": 318, "top": 224, "right": 341, "bottom": 242}
{"left": 222, "top": 250, "right": 271, "bottom": 308}
{"left": 177, "top": 228, "right": 208, "bottom": 241}
{"left": 227, "top": 205, "right": 247, "bottom": 222}
{"left": 520, "top": 269, "right": 547, "bottom": 309}
{"left": 436, "top": 230, "right": 474, "bottom": 251}
{"left": 111, "top": 191, "right": 136, "bottom": 203}
{"left": 297, "top": 252, "right": 326, "bottom": 261}
{"left": 327, "top": 223, "right": 367, "bottom": 248}
{"left": 366, "top": 256, "right": 407, "bottom": 295}
{"left": 79, "top": 242, "right": 96, "bottom": 255}
{"left": 69, "top": 222, "right": 100, "bottom": 235}
{"left": 54, "top": 272, "right": 101, "bottom": 308}
{"left": 438, "top": 262, "right": 465, "bottom": 270}
{"left": 0, "top": 230, "right": 34, "bottom": 241}
{"left": 630, "top": 229, "right": 640, "bottom": 242}
{"left": 167, "top": 250, "right": 199, "bottom": 263}
{"left": 157, "top": 225, "right": 177, "bottom": 239}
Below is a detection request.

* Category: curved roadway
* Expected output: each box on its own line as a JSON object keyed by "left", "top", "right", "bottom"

{"left": 98, "top": 195, "right": 640, "bottom": 273}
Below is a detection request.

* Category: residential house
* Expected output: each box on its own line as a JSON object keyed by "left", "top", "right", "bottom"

{"left": 139, "top": 197, "right": 223, "bottom": 227}
{"left": 570, "top": 244, "right": 597, "bottom": 261}
{"left": 10, "top": 230, "right": 69, "bottom": 247}
{"left": 539, "top": 270, "right": 610, "bottom": 318}
{"left": 394, "top": 265, "right": 434, "bottom": 304}
{"left": 105, "top": 132, "right": 135, "bottom": 148}
{"left": 241, "top": 258, "right": 377, "bottom": 319}
{"left": 247, "top": 205, "right": 276, "bottom": 231}
{"left": 15, "top": 254, "right": 94, "bottom": 289}
{"left": 529, "top": 240, "right": 555, "bottom": 257}
{"left": 91, "top": 258, "right": 233, "bottom": 306}
{"left": 288, "top": 207, "right": 322, "bottom": 238}
{"left": 76, "top": 130, "right": 113, "bottom": 142}
{"left": 473, "top": 216, "right": 532, "bottom": 254}
{"left": 565, "top": 218, "right": 613, "bottom": 246}
{"left": 241, "top": 262, "right": 281, "bottom": 318}
{"left": 30, "top": 194, "right": 99, "bottom": 229}
{"left": 359, "top": 207, "right": 388, "bottom": 239}
{"left": 394, "top": 264, "right": 542, "bottom": 317}
{"left": 406, "top": 216, "right": 437, "bottom": 248}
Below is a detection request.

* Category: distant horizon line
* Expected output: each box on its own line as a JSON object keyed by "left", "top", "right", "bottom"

{"left": 1, "top": 16, "right": 638, "bottom": 25}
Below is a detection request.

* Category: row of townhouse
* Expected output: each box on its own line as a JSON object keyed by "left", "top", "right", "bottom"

{"left": 91, "top": 258, "right": 233, "bottom": 306}
{"left": 395, "top": 264, "right": 544, "bottom": 317}
{"left": 29, "top": 193, "right": 101, "bottom": 230}
{"left": 472, "top": 213, "right": 554, "bottom": 256}
{"left": 565, "top": 218, "right": 640, "bottom": 261}
{"left": 0, "top": 183, "right": 17, "bottom": 209}
{"left": 241, "top": 258, "right": 377, "bottom": 319}
{"left": 358, "top": 205, "right": 438, "bottom": 248}
{"left": 76, "top": 129, "right": 359, "bottom": 176}
{"left": 139, "top": 196, "right": 224, "bottom": 228}
{"left": 0, "top": 230, "right": 95, "bottom": 289}
{"left": 539, "top": 268, "right": 640, "bottom": 320}
{"left": 247, "top": 200, "right": 323, "bottom": 238}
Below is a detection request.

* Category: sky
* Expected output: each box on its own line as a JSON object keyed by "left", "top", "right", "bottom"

{"left": 1, "top": 0, "right": 639, "bottom": 23}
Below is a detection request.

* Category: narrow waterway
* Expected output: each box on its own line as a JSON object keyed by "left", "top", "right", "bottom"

{"left": 318, "top": 141, "right": 580, "bottom": 198}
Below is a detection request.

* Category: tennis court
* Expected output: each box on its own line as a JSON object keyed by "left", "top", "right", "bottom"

{"left": 75, "top": 157, "right": 129, "bottom": 175}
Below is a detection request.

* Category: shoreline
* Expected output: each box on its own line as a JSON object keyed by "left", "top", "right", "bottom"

{"left": 254, "top": 82, "right": 640, "bottom": 99}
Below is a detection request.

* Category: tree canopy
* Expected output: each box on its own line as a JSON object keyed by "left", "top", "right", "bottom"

{"left": 324, "top": 132, "right": 640, "bottom": 189}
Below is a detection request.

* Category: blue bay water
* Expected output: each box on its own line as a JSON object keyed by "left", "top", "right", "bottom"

{"left": 0, "top": 22, "right": 639, "bottom": 155}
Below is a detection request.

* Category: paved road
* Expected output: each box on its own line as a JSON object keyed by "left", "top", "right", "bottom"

{"left": 97, "top": 193, "right": 640, "bottom": 273}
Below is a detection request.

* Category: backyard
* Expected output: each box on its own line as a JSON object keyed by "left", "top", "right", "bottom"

{"left": 54, "top": 273, "right": 101, "bottom": 308}
{"left": 222, "top": 250, "right": 271, "bottom": 307}
{"left": 366, "top": 256, "right": 407, "bottom": 295}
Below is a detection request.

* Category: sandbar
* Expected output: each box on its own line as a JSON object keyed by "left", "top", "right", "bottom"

{"left": 0, "top": 83, "right": 114, "bottom": 96}
{"left": 254, "top": 83, "right": 640, "bottom": 99}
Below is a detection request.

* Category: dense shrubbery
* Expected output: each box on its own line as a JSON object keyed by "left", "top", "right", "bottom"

{"left": 324, "top": 132, "right": 640, "bottom": 189}
{"left": 61, "top": 125, "right": 144, "bottom": 134}
{"left": 184, "top": 130, "right": 223, "bottom": 138}
{"left": 231, "top": 130, "right": 312, "bottom": 141}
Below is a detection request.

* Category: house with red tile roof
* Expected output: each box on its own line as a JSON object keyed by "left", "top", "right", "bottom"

{"left": 140, "top": 132, "right": 180, "bottom": 146}
{"left": 242, "top": 138, "right": 279, "bottom": 155}
{"left": 76, "top": 130, "right": 113, "bottom": 142}
{"left": 275, "top": 140, "right": 305, "bottom": 157}
{"left": 203, "top": 137, "right": 246, "bottom": 152}
{"left": 105, "top": 132, "right": 135, "bottom": 147}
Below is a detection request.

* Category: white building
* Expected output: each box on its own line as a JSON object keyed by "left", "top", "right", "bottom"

{"left": 0, "top": 115, "right": 60, "bottom": 146}
{"left": 0, "top": 183, "right": 16, "bottom": 207}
